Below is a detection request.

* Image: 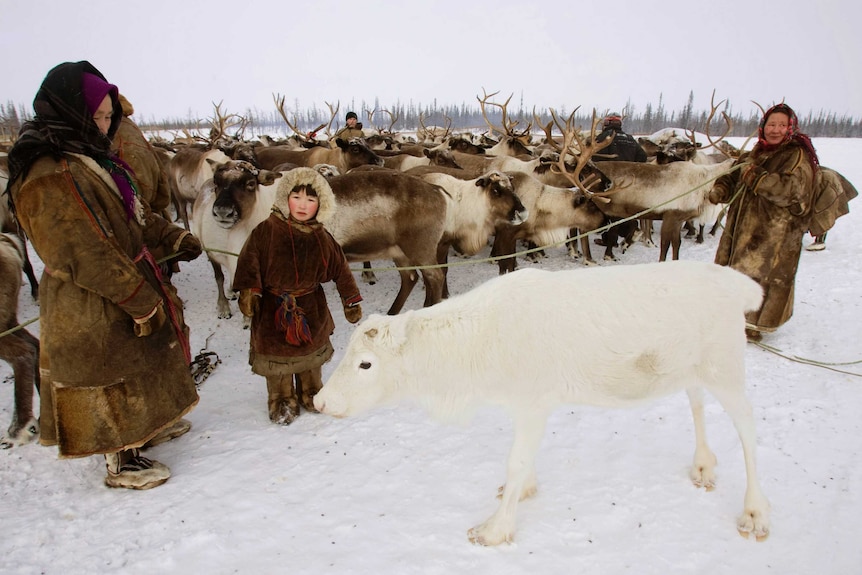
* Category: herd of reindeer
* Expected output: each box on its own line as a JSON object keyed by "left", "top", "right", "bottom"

{"left": 0, "top": 90, "right": 856, "bottom": 450}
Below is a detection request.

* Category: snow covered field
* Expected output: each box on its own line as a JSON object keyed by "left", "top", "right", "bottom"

{"left": 1, "top": 138, "right": 860, "bottom": 574}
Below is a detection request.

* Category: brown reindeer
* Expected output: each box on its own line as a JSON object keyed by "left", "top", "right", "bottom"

{"left": 1, "top": 158, "right": 39, "bottom": 299}
{"left": 477, "top": 89, "right": 534, "bottom": 158}
{"left": 0, "top": 232, "right": 40, "bottom": 448}
{"left": 554, "top": 108, "right": 735, "bottom": 262}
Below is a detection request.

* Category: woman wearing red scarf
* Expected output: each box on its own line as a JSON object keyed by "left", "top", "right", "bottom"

{"left": 708, "top": 103, "right": 820, "bottom": 341}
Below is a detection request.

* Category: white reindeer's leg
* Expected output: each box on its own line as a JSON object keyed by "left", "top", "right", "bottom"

{"left": 686, "top": 387, "right": 717, "bottom": 490}
{"left": 710, "top": 386, "right": 770, "bottom": 541}
{"left": 496, "top": 470, "right": 537, "bottom": 501}
{"left": 210, "top": 259, "right": 232, "bottom": 319}
{"left": 468, "top": 412, "right": 548, "bottom": 546}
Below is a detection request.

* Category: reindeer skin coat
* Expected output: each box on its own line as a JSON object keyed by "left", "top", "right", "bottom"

{"left": 111, "top": 94, "right": 172, "bottom": 214}
{"left": 10, "top": 154, "right": 199, "bottom": 458}
{"left": 232, "top": 169, "right": 361, "bottom": 376}
{"left": 711, "top": 141, "right": 816, "bottom": 332}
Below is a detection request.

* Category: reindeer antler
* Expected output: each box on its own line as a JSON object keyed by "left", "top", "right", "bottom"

{"left": 551, "top": 108, "right": 616, "bottom": 201}
{"left": 207, "top": 100, "right": 246, "bottom": 149}
{"left": 477, "top": 89, "right": 530, "bottom": 141}
{"left": 366, "top": 108, "right": 400, "bottom": 135}
{"left": 323, "top": 101, "right": 340, "bottom": 138}
{"left": 702, "top": 90, "right": 734, "bottom": 155}
{"left": 273, "top": 93, "right": 309, "bottom": 143}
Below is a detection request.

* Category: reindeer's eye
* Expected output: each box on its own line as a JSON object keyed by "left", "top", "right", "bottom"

{"left": 359, "top": 361, "right": 371, "bottom": 370}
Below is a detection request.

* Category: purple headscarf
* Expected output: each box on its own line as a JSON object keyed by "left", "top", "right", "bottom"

{"left": 81, "top": 72, "right": 119, "bottom": 116}
{"left": 7, "top": 62, "right": 142, "bottom": 221}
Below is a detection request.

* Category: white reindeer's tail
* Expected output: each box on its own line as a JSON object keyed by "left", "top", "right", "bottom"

{"left": 715, "top": 264, "right": 764, "bottom": 313}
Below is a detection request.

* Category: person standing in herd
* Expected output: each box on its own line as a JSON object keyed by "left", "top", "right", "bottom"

{"left": 233, "top": 168, "right": 362, "bottom": 425}
{"left": 333, "top": 111, "right": 365, "bottom": 141}
{"left": 708, "top": 103, "right": 820, "bottom": 341}
{"left": 6, "top": 61, "right": 202, "bottom": 489}
{"left": 594, "top": 112, "right": 648, "bottom": 163}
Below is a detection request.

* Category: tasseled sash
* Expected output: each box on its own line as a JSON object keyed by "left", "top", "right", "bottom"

{"left": 270, "top": 287, "right": 316, "bottom": 346}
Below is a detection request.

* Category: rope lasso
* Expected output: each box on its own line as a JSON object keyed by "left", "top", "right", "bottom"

{"left": 8, "top": 163, "right": 859, "bottom": 377}
{"left": 196, "top": 162, "right": 746, "bottom": 273}
{"left": 751, "top": 341, "right": 862, "bottom": 377}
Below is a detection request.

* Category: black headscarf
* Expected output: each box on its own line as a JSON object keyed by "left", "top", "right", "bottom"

{"left": 5, "top": 61, "right": 141, "bottom": 219}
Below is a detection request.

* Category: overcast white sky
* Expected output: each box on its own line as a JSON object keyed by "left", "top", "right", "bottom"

{"left": 2, "top": 0, "right": 860, "bottom": 124}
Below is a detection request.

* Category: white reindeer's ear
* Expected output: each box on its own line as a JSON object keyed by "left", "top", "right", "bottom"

{"left": 362, "top": 313, "right": 410, "bottom": 352}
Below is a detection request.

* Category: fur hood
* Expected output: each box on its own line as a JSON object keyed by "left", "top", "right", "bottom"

{"left": 272, "top": 167, "right": 337, "bottom": 225}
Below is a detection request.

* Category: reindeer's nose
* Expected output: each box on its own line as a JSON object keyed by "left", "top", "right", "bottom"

{"left": 212, "top": 205, "right": 238, "bottom": 227}
{"left": 313, "top": 395, "right": 326, "bottom": 413}
{"left": 314, "top": 392, "right": 346, "bottom": 417}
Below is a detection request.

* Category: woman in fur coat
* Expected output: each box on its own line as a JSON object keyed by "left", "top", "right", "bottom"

{"left": 232, "top": 168, "right": 362, "bottom": 425}
{"left": 6, "top": 61, "right": 202, "bottom": 489}
{"left": 708, "top": 103, "right": 820, "bottom": 340}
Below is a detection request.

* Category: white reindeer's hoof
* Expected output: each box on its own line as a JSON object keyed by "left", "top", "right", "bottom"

{"left": 689, "top": 461, "right": 717, "bottom": 491}
{"left": 1, "top": 417, "right": 40, "bottom": 449}
{"left": 467, "top": 523, "right": 513, "bottom": 546}
{"left": 737, "top": 509, "right": 770, "bottom": 541}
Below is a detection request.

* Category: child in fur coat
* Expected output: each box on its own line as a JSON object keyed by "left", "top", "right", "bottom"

{"left": 233, "top": 168, "right": 362, "bottom": 424}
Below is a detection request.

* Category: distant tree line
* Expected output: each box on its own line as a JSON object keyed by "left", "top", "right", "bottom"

{"left": 3, "top": 93, "right": 861, "bottom": 141}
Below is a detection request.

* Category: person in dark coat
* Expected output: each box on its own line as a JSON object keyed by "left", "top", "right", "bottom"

{"left": 592, "top": 113, "right": 648, "bottom": 251}
{"left": 6, "top": 61, "right": 202, "bottom": 489}
{"left": 232, "top": 168, "right": 362, "bottom": 425}
{"left": 594, "top": 112, "right": 648, "bottom": 163}
{"left": 708, "top": 103, "right": 820, "bottom": 341}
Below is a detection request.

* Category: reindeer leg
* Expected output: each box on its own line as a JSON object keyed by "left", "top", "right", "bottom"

{"left": 566, "top": 227, "right": 580, "bottom": 259}
{"left": 19, "top": 238, "right": 40, "bottom": 300}
{"left": 0, "top": 330, "right": 40, "bottom": 448}
{"left": 386, "top": 267, "right": 418, "bottom": 315}
{"left": 686, "top": 387, "right": 717, "bottom": 490}
{"left": 436, "top": 243, "right": 451, "bottom": 300}
{"left": 579, "top": 234, "right": 597, "bottom": 267}
{"left": 708, "top": 386, "right": 770, "bottom": 541}
{"left": 672, "top": 225, "right": 682, "bottom": 260}
{"left": 210, "top": 258, "right": 232, "bottom": 319}
{"left": 360, "top": 261, "right": 378, "bottom": 285}
{"left": 420, "top": 266, "right": 444, "bottom": 309}
{"left": 178, "top": 199, "right": 191, "bottom": 232}
{"left": 468, "top": 410, "right": 548, "bottom": 546}
{"left": 491, "top": 227, "right": 518, "bottom": 274}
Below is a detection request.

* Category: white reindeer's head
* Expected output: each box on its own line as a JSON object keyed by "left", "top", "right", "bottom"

{"left": 314, "top": 313, "right": 411, "bottom": 417}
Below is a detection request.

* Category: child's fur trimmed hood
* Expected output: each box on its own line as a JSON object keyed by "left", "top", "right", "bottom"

{"left": 272, "top": 167, "right": 337, "bottom": 225}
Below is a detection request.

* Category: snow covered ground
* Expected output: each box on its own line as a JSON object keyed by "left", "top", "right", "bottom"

{"left": 1, "top": 138, "right": 860, "bottom": 575}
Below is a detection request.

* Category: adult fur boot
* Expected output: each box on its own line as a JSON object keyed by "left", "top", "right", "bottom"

{"left": 104, "top": 449, "right": 171, "bottom": 490}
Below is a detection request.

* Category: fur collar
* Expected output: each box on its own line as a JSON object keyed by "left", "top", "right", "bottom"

{"left": 69, "top": 153, "right": 146, "bottom": 225}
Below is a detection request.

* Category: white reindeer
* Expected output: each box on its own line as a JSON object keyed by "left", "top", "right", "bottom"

{"left": 315, "top": 260, "right": 771, "bottom": 545}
